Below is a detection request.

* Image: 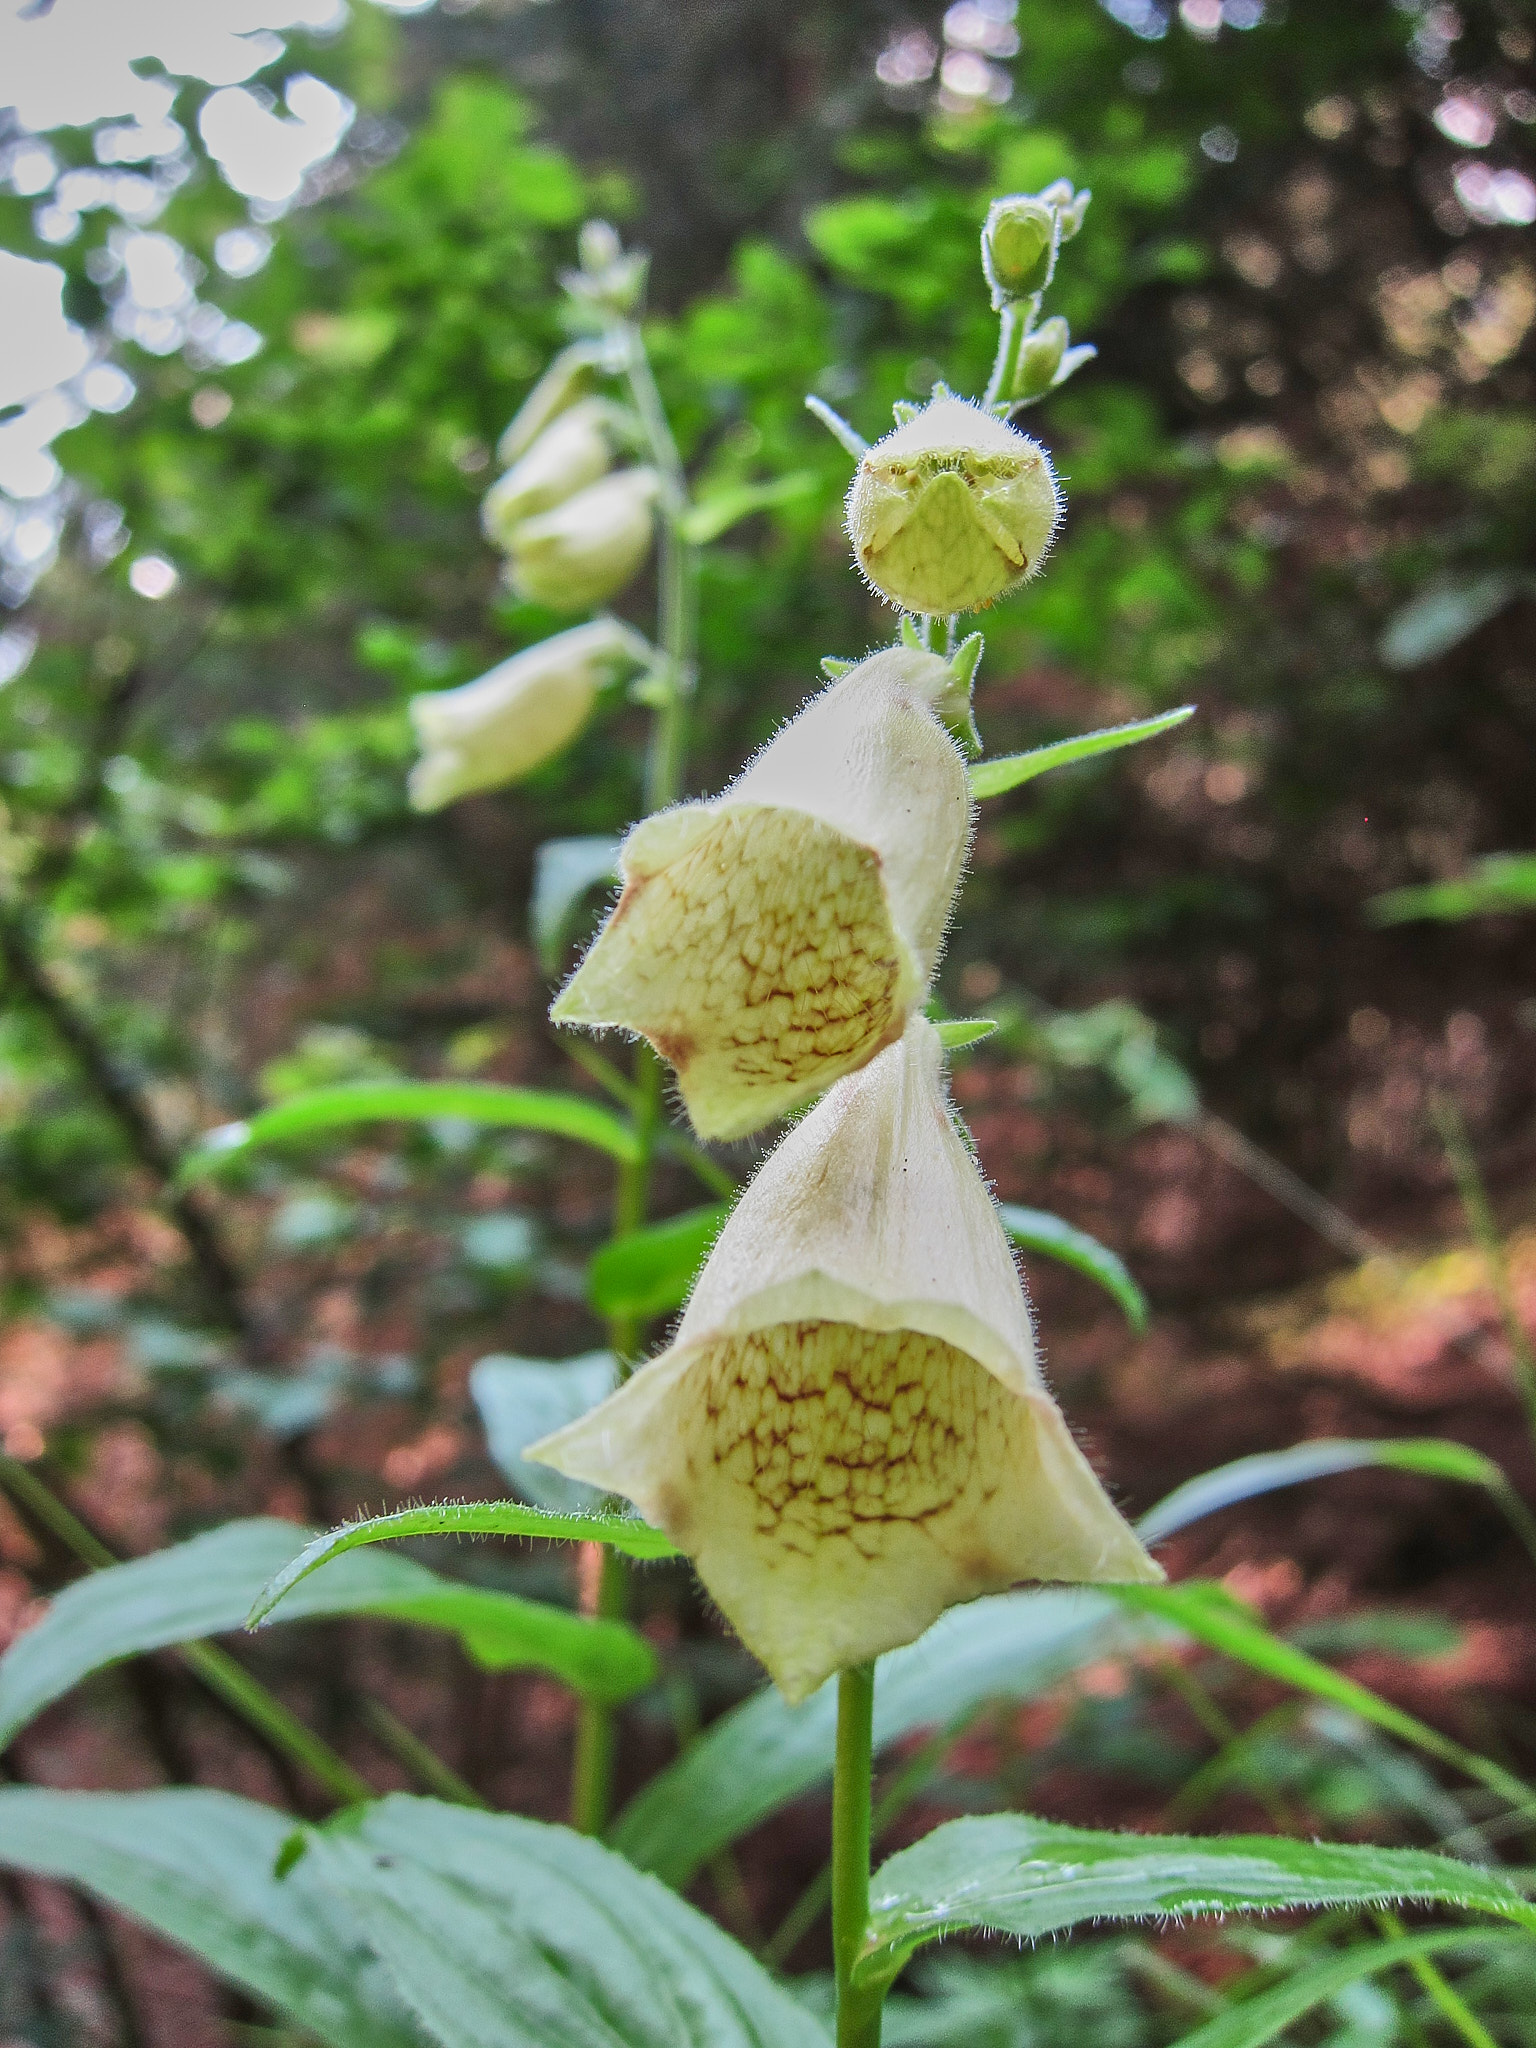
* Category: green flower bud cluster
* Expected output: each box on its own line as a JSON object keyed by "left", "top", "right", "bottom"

{"left": 980, "top": 181, "right": 1096, "bottom": 412}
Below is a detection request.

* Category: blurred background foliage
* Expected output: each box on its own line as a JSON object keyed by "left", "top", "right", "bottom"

{"left": 1, "top": 0, "right": 1535, "bottom": 2034}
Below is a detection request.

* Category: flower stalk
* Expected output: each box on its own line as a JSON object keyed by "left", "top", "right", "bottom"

{"left": 568, "top": 263, "right": 702, "bottom": 1836}
{"left": 832, "top": 1661, "right": 881, "bottom": 2048}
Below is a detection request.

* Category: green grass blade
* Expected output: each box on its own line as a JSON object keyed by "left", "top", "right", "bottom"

{"left": 1135, "top": 1436, "right": 1520, "bottom": 1546}
{"left": 970, "top": 705, "right": 1195, "bottom": 800}
{"left": 248, "top": 1501, "right": 680, "bottom": 1630}
{"left": 179, "top": 1081, "right": 640, "bottom": 1183}
{"left": 1107, "top": 1580, "right": 1536, "bottom": 1815}
{"left": 1169, "top": 1929, "right": 1522, "bottom": 2048}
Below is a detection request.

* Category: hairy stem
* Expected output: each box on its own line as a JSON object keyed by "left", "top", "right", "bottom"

{"left": 832, "top": 1661, "right": 881, "bottom": 2048}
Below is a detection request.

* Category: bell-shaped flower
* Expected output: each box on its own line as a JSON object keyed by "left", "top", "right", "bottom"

{"left": 505, "top": 468, "right": 658, "bottom": 612}
{"left": 407, "top": 618, "right": 653, "bottom": 811}
{"left": 496, "top": 340, "right": 603, "bottom": 467}
{"left": 845, "top": 394, "right": 1060, "bottom": 617}
{"left": 529, "top": 1015, "right": 1161, "bottom": 1703}
{"left": 481, "top": 399, "right": 626, "bottom": 549}
{"left": 549, "top": 646, "right": 972, "bottom": 1140}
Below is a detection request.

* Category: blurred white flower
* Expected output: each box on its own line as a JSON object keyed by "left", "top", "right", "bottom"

{"left": 408, "top": 618, "right": 654, "bottom": 811}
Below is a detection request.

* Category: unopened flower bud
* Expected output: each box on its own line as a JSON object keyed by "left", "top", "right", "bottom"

{"left": 481, "top": 400, "right": 623, "bottom": 548}
{"left": 496, "top": 341, "right": 604, "bottom": 468}
{"left": 551, "top": 647, "right": 972, "bottom": 1140}
{"left": 982, "top": 195, "right": 1057, "bottom": 303}
{"left": 1039, "top": 179, "right": 1091, "bottom": 240}
{"left": 504, "top": 468, "right": 658, "bottom": 613}
{"left": 530, "top": 1015, "right": 1160, "bottom": 1703}
{"left": 846, "top": 395, "right": 1061, "bottom": 616}
{"left": 407, "top": 618, "right": 651, "bottom": 811}
{"left": 1009, "top": 315, "right": 1069, "bottom": 402}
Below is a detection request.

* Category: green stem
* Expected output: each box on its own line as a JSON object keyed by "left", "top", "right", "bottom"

{"left": 569, "top": 1543, "right": 628, "bottom": 1835}
{"left": 832, "top": 1662, "right": 881, "bottom": 2048}
{"left": 983, "top": 294, "right": 1038, "bottom": 411}
{"left": 566, "top": 307, "right": 700, "bottom": 1836}
{"left": 0, "top": 1456, "right": 368, "bottom": 1806}
{"left": 1431, "top": 1094, "right": 1536, "bottom": 1449}
{"left": 1375, "top": 1912, "right": 1499, "bottom": 2048}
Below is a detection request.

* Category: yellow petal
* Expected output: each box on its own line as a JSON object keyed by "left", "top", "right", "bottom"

{"left": 549, "top": 647, "right": 972, "bottom": 1140}
{"left": 529, "top": 1016, "right": 1160, "bottom": 1702}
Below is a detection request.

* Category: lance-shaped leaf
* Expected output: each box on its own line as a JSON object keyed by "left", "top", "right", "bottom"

{"left": 470, "top": 1351, "right": 618, "bottom": 1514}
{"left": 1136, "top": 1435, "right": 1536, "bottom": 1557}
{"left": 304, "top": 1794, "right": 831, "bottom": 2048}
{"left": 0, "top": 1519, "right": 656, "bottom": 1741}
{"left": 179, "top": 1080, "right": 640, "bottom": 1184}
{"left": 551, "top": 647, "right": 973, "bottom": 1141}
{"left": 857, "top": 1812, "right": 1536, "bottom": 1992}
{"left": 587, "top": 1202, "right": 731, "bottom": 1322}
{"left": 0, "top": 1787, "right": 424, "bottom": 2048}
{"left": 530, "top": 833, "right": 621, "bottom": 973}
{"left": 970, "top": 704, "right": 1195, "bottom": 800}
{"left": 1000, "top": 1204, "right": 1148, "bottom": 1331}
{"left": 249, "top": 1500, "right": 679, "bottom": 1629}
{"left": 532, "top": 1017, "right": 1158, "bottom": 1704}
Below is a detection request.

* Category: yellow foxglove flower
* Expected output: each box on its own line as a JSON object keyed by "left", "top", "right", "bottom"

{"left": 505, "top": 468, "right": 659, "bottom": 612}
{"left": 529, "top": 1016, "right": 1160, "bottom": 1702}
{"left": 845, "top": 394, "right": 1060, "bottom": 616}
{"left": 408, "top": 618, "right": 652, "bottom": 811}
{"left": 549, "top": 646, "right": 972, "bottom": 1140}
{"left": 481, "top": 399, "right": 624, "bottom": 548}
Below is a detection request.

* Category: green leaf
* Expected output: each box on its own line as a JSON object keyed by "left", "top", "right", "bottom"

{"left": 470, "top": 1351, "right": 617, "bottom": 1514}
{"left": 307, "top": 1794, "right": 831, "bottom": 2048}
{"left": 249, "top": 1500, "right": 680, "bottom": 1631}
{"left": 1106, "top": 1580, "right": 1535, "bottom": 1814}
{"left": 530, "top": 836, "right": 620, "bottom": 974}
{"left": 1136, "top": 1436, "right": 1529, "bottom": 1546}
{"left": 679, "top": 471, "right": 819, "bottom": 545}
{"left": 588, "top": 1203, "right": 730, "bottom": 1322}
{"left": 1168, "top": 1929, "right": 1523, "bottom": 2048}
{"left": 999, "top": 1204, "right": 1148, "bottom": 1331}
{"left": 933, "top": 1018, "right": 998, "bottom": 1049}
{"left": 1369, "top": 853, "right": 1536, "bottom": 926}
{"left": 859, "top": 1812, "right": 1536, "bottom": 1991}
{"left": 0, "top": 1787, "right": 424, "bottom": 2048}
{"left": 179, "top": 1082, "right": 640, "bottom": 1183}
{"left": 1378, "top": 572, "right": 1527, "bottom": 669}
{"left": 0, "top": 1521, "right": 657, "bottom": 1735}
{"left": 969, "top": 705, "right": 1195, "bottom": 800}
{"left": 611, "top": 1590, "right": 1155, "bottom": 1886}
